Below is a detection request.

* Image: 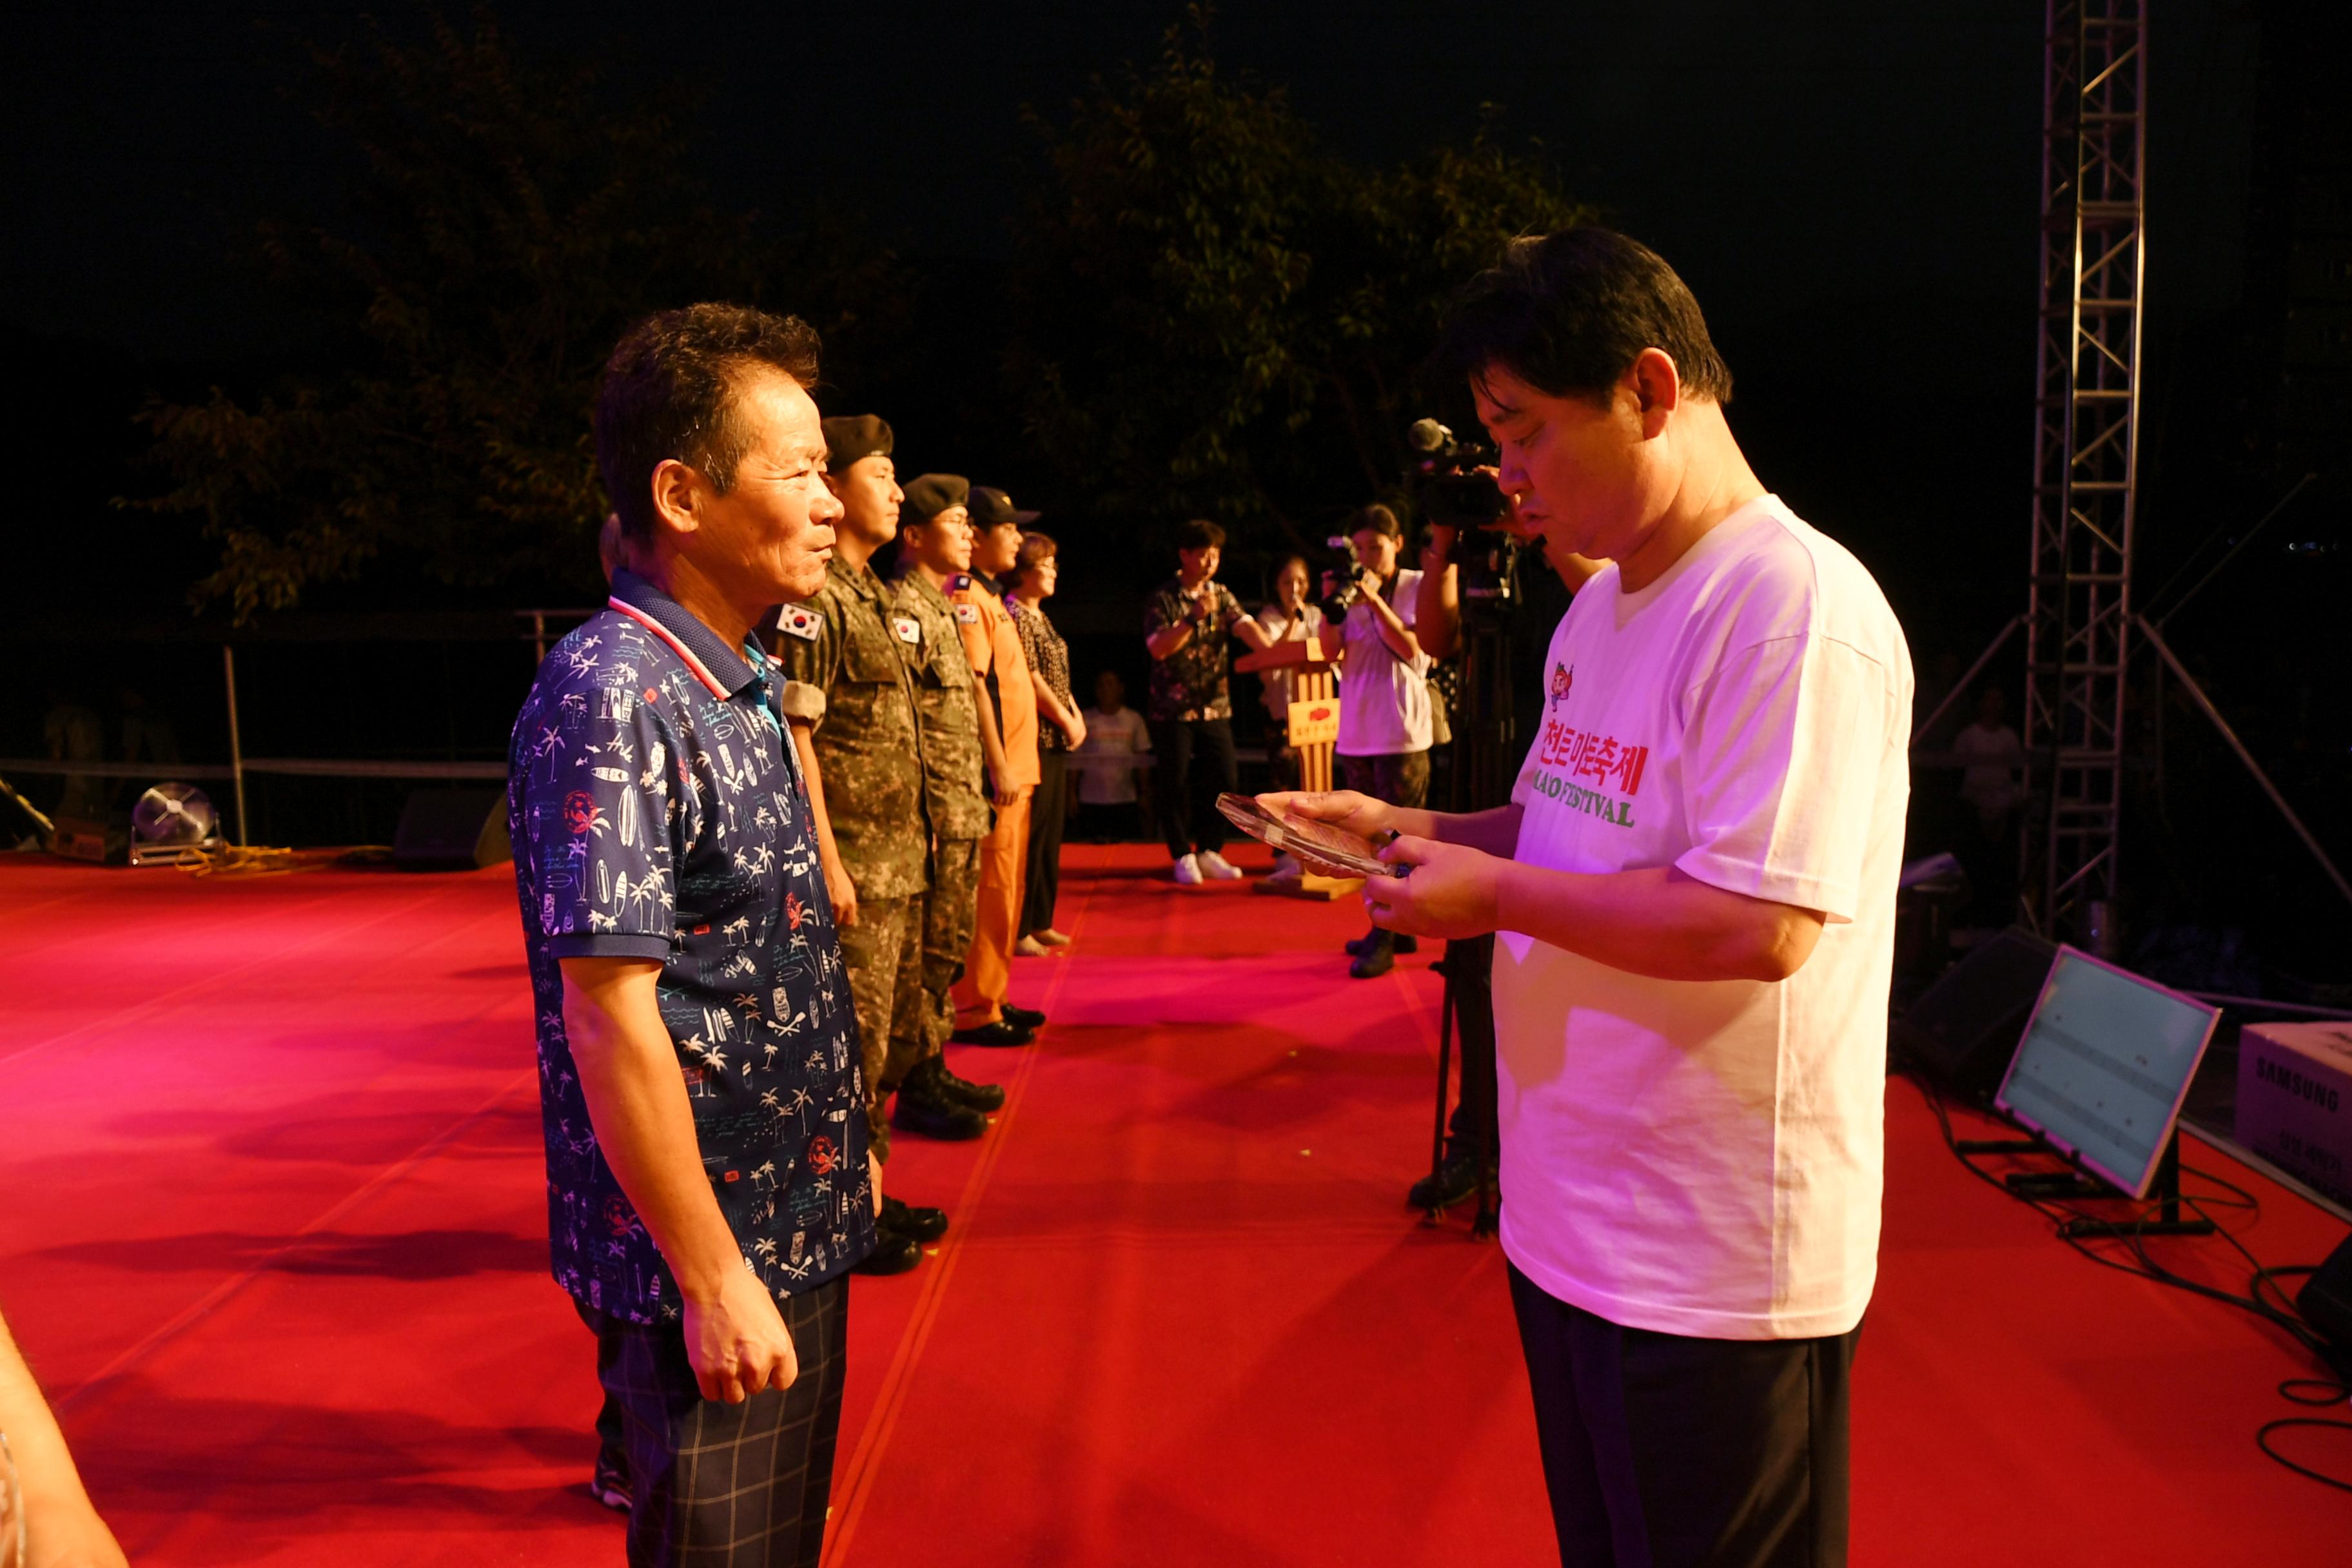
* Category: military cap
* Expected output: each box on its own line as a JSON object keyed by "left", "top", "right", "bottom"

{"left": 902, "top": 473, "right": 970, "bottom": 525}
{"left": 968, "top": 485, "right": 1040, "bottom": 531}
{"left": 822, "top": 414, "right": 893, "bottom": 471}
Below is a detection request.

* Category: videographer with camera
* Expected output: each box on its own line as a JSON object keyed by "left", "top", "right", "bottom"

{"left": 1402, "top": 466, "right": 1603, "bottom": 1213}
{"left": 1328, "top": 504, "right": 1432, "bottom": 979}
{"left": 1267, "top": 229, "right": 1912, "bottom": 1568}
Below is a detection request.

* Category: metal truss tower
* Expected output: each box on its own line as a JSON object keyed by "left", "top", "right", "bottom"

{"left": 2023, "top": 0, "right": 2148, "bottom": 948}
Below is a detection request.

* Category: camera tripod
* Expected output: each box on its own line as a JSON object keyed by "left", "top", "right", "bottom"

{"left": 1422, "top": 574, "right": 1520, "bottom": 1239}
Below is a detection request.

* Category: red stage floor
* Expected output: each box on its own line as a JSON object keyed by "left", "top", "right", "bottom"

{"left": 1, "top": 847, "right": 2346, "bottom": 1563}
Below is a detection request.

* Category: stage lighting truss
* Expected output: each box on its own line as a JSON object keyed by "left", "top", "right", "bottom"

{"left": 2024, "top": 0, "right": 2148, "bottom": 946}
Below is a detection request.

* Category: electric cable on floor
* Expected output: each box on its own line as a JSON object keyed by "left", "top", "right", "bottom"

{"left": 1909, "top": 1073, "right": 2352, "bottom": 1492}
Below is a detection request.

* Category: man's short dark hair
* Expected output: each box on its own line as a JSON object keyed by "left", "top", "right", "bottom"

{"left": 1175, "top": 518, "right": 1226, "bottom": 553}
{"left": 595, "top": 304, "right": 823, "bottom": 544}
{"left": 1431, "top": 228, "right": 1732, "bottom": 407}
{"left": 1346, "top": 504, "right": 1402, "bottom": 540}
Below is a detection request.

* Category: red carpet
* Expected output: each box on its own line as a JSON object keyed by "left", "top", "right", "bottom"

{"left": 1, "top": 847, "right": 2345, "bottom": 1563}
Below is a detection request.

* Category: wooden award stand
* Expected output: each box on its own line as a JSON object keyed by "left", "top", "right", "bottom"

{"left": 1236, "top": 634, "right": 1357, "bottom": 901}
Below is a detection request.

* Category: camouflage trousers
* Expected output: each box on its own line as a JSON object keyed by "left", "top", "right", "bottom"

{"left": 902, "top": 838, "right": 982, "bottom": 1083}
{"left": 836, "top": 894, "right": 926, "bottom": 1161}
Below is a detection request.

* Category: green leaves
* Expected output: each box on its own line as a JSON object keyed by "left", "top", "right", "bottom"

{"left": 1012, "top": 15, "right": 1588, "bottom": 558}
{"left": 130, "top": 8, "right": 902, "bottom": 621}
{"left": 135, "top": 5, "right": 1582, "bottom": 617}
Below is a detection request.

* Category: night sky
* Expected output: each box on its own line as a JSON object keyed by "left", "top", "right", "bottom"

{"left": 1, "top": 1, "right": 2270, "bottom": 654}
{"left": 5, "top": 2, "right": 2262, "bottom": 356}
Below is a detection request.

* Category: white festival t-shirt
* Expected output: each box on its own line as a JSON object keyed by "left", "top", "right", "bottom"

{"left": 1493, "top": 495, "right": 1913, "bottom": 1340}
{"left": 1335, "top": 567, "right": 1432, "bottom": 756}
{"left": 1074, "top": 705, "right": 1152, "bottom": 805}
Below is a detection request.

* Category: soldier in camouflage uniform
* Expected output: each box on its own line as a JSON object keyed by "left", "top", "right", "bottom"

{"left": 770, "top": 418, "right": 1003, "bottom": 1273}
{"left": 891, "top": 473, "right": 1034, "bottom": 1066}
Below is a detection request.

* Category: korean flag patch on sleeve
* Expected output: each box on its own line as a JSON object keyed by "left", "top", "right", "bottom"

{"left": 777, "top": 605, "right": 823, "bottom": 642}
{"left": 954, "top": 602, "right": 981, "bottom": 626}
{"left": 892, "top": 615, "right": 921, "bottom": 645}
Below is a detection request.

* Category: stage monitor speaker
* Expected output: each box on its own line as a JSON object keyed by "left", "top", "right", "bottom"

{"left": 1892, "top": 926, "right": 2056, "bottom": 1102}
{"left": 393, "top": 787, "right": 511, "bottom": 870}
{"left": 2299, "top": 1231, "right": 2352, "bottom": 1366}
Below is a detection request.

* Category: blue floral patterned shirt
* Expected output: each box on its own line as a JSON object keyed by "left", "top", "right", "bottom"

{"left": 508, "top": 568, "right": 875, "bottom": 1321}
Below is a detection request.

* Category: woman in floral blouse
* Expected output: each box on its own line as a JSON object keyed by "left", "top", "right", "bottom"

{"left": 1007, "top": 533, "right": 1086, "bottom": 953}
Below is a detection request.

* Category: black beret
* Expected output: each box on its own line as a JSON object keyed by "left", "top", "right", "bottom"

{"left": 901, "top": 473, "right": 970, "bottom": 524}
{"left": 822, "top": 414, "right": 892, "bottom": 471}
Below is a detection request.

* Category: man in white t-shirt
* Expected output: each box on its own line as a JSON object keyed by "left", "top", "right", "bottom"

{"left": 1269, "top": 228, "right": 1911, "bottom": 1568}
{"left": 1331, "top": 504, "right": 1433, "bottom": 977}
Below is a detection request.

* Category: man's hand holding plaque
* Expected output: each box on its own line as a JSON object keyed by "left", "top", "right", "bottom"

{"left": 1222, "top": 791, "right": 1408, "bottom": 881}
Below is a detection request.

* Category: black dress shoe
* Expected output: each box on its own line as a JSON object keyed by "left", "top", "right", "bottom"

{"left": 949, "top": 1018, "right": 1035, "bottom": 1047}
{"left": 852, "top": 1229, "right": 923, "bottom": 1275}
{"left": 889, "top": 1077, "right": 988, "bottom": 1141}
{"left": 1407, "top": 1148, "right": 1493, "bottom": 1211}
{"left": 1000, "top": 1003, "right": 1046, "bottom": 1030}
{"left": 928, "top": 1057, "right": 1006, "bottom": 1112}
{"left": 1343, "top": 932, "right": 1416, "bottom": 957}
{"left": 881, "top": 1193, "right": 950, "bottom": 1243}
{"left": 1349, "top": 942, "right": 1395, "bottom": 979}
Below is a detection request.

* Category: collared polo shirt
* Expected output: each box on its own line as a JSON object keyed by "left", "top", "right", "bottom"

{"left": 508, "top": 567, "right": 875, "bottom": 1321}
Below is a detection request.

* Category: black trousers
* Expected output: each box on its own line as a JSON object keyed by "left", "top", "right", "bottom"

{"left": 579, "top": 1279, "right": 850, "bottom": 1568}
{"left": 1442, "top": 933, "right": 1499, "bottom": 1163}
{"left": 1508, "top": 1265, "right": 1857, "bottom": 1568}
{"left": 1021, "top": 749, "right": 1070, "bottom": 936}
{"left": 1149, "top": 716, "right": 1236, "bottom": 859}
{"left": 1342, "top": 750, "right": 1430, "bottom": 954}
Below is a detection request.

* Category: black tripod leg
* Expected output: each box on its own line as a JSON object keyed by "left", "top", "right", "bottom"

{"left": 1426, "top": 961, "right": 1456, "bottom": 1224}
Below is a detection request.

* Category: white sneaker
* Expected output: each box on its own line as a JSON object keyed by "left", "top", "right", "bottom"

{"left": 1266, "top": 855, "right": 1303, "bottom": 884}
{"left": 1197, "top": 850, "right": 1244, "bottom": 881}
{"left": 1172, "top": 853, "right": 1204, "bottom": 885}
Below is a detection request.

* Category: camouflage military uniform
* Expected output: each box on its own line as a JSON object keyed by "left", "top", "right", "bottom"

{"left": 894, "top": 567, "right": 990, "bottom": 1081}
{"left": 772, "top": 558, "right": 930, "bottom": 1154}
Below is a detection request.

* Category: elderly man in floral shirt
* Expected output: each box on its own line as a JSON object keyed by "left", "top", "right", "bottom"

{"left": 510, "top": 303, "right": 874, "bottom": 1568}
{"left": 1142, "top": 517, "right": 1273, "bottom": 883}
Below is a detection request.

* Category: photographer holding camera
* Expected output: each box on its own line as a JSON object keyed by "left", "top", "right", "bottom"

{"left": 1329, "top": 504, "right": 1431, "bottom": 979}
{"left": 1269, "top": 229, "right": 1911, "bottom": 1568}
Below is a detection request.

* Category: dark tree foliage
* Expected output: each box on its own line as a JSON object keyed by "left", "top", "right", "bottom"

{"left": 131, "top": 9, "right": 906, "bottom": 620}
{"left": 1010, "top": 10, "right": 1588, "bottom": 558}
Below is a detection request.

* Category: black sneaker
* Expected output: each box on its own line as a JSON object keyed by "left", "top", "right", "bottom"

{"left": 890, "top": 1072, "right": 988, "bottom": 1140}
{"left": 589, "top": 1455, "right": 629, "bottom": 1513}
{"left": 1343, "top": 932, "right": 1416, "bottom": 957}
{"left": 881, "top": 1193, "right": 950, "bottom": 1243}
{"left": 928, "top": 1057, "right": 1006, "bottom": 1112}
{"left": 949, "top": 1018, "right": 1035, "bottom": 1047}
{"left": 1000, "top": 1002, "right": 1046, "bottom": 1030}
{"left": 1407, "top": 1148, "right": 1493, "bottom": 1211}
{"left": 852, "top": 1229, "right": 923, "bottom": 1275}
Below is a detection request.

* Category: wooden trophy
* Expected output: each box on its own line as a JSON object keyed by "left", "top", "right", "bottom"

{"left": 1236, "top": 632, "right": 1357, "bottom": 900}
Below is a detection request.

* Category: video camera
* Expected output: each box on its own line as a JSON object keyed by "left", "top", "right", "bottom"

{"left": 1406, "top": 418, "right": 1518, "bottom": 605}
{"left": 1320, "top": 534, "right": 1367, "bottom": 612}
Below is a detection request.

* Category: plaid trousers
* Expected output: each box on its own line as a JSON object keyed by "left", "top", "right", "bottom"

{"left": 579, "top": 1278, "right": 850, "bottom": 1567}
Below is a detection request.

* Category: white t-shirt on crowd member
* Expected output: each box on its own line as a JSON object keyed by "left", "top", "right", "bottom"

{"left": 1075, "top": 705, "right": 1152, "bottom": 805}
{"left": 1493, "top": 495, "right": 1912, "bottom": 1342}
{"left": 1253, "top": 602, "right": 1326, "bottom": 720}
{"left": 1335, "top": 567, "right": 1431, "bottom": 757}
{"left": 1953, "top": 720, "right": 2023, "bottom": 815}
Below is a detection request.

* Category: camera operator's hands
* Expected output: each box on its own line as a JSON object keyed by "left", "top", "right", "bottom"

{"left": 1257, "top": 789, "right": 1397, "bottom": 844}
{"left": 1352, "top": 567, "right": 1384, "bottom": 604}
{"left": 1364, "top": 834, "right": 1505, "bottom": 941}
